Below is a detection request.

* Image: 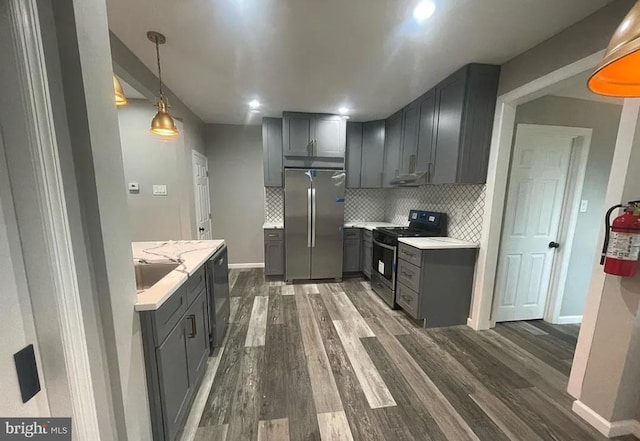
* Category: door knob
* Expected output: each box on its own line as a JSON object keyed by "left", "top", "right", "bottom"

{"left": 548, "top": 241, "right": 560, "bottom": 249}
{"left": 199, "top": 227, "right": 205, "bottom": 232}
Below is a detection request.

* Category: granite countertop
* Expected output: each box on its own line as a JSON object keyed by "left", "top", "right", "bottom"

{"left": 263, "top": 222, "right": 284, "bottom": 229}
{"left": 133, "top": 240, "right": 225, "bottom": 311}
{"left": 343, "top": 222, "right": 407, "bottom": 231}
{"left": 398, "top": 237, "right": 479, "bottom": 250}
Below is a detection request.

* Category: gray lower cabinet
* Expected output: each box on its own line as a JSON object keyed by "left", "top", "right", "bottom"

{"left": 361, "top": 230, "right": 372, "bottom": 278}
{"left": 361, "top": 121, "right": 385, "bottom": 188}
{"left": 396, "top": 243, "right": 477, "bottom": 327}
{"left": 346, "top": 122, "right": 363, "bottom": 188}
{"left": 141, "top": 282, "right": 211, "bottom": 441}
{"left": 264, "top": 229, "right": 284, "bottom": 276}
{"left": 262, "top": 117, "right": 283, "bottom": 187}
{"left": 342, "top": 228, "right": 361, "bottom": 273}
{"left": 383, "top": 111, "right": 403, "bottom": 187}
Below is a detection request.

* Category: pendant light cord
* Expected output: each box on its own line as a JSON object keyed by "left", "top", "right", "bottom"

{"left": 155, "top": 37, "right": 164, "bottom": 100}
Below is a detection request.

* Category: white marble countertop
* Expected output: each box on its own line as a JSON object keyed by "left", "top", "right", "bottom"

{"left": 263, "top": 222, "right": 284, "bottom": 229}
{"left": 133, "top": 240, "right": 225, "bottom": 311}
{"left": 398, "top": 237, "right": 479, "bottom": 250}
{"left": 344, "top": 222, "right": 406, "bottom": 231}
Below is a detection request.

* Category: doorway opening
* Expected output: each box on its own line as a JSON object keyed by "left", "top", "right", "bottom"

{"left": 492, "top": 73, "right": 623, "bottom": 326}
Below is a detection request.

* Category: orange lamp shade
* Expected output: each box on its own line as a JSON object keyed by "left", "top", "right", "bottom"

{"left": 589, "top": 1, "right": 640, "bottom": 97}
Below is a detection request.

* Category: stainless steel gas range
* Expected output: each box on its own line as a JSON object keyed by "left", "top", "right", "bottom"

{"left": 370, "top": 210, "right": 447, "bottom": 308}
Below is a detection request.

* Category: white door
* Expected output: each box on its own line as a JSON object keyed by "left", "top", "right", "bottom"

{"left": 192, "top": 151, "right": 212, "bottom": 240}
{"left": 494, "top": 125, "right": 574, "bottom": 322}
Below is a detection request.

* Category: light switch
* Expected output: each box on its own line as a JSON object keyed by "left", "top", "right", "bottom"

{"left": 128, "top": 182, "right": 140, "bottom": 193}
{"left": 580, "top": 200, "right": 588, "bottom": 213}
{"left": 153, "top": 185, "right": 168, "bottom": 196}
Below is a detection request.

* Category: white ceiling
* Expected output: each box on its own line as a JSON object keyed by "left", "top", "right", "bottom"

{"left": 107, "top": 0, "right": 614, "bottom": 125}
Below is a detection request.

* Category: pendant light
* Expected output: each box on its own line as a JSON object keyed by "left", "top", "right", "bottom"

{"left": 148, "top": 31, "right": 179, "bottom": 137}
{"left": 589, "top": 1, "right": 640, "bottom": 96}
{"left": 113, "top": 75, "right": 128, "bottom": 106}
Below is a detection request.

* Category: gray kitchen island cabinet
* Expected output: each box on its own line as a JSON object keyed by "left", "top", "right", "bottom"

{"left": 264, "top": 229, "right": 284, "bottom": 276}
{"left": 361, "top": 229, "right": 373, "bottom": 278}
{"left": 141, "top": 280, "right": 210, "bottom": 441}
{"left": 396, "top": 243, "right": 477, "bottom": 327}
{"left": 262, "top": 117, "right": 283, "bottom": 187}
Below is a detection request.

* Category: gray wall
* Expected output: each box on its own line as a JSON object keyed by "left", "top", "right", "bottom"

{"left": 499, "top": 0, "right": 635, "bottom": 95}
{"left": 118, "top": 100, "right": 186, "bottom": 240}
{"left": 515, "top": 95, "right": 622, "bottom": 317}
{"left": 206, "top": 124, "right": 265, "bottom": 265}
{"left": 110, "top": 32, "right": 206, "bottom": 240}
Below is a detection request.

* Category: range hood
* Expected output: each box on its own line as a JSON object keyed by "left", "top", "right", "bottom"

{"left": 389, "top": 156, "right": 429, "bottom": 186}
{"left": 390, "top": 171, "right": 428, "bottom": 186}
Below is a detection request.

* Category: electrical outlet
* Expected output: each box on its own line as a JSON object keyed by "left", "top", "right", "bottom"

{"left": 153, "top": 185, "right": 168, "bottom": 196}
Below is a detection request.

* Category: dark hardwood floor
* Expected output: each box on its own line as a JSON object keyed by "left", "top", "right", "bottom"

{"left": 195, "top": 269, "right": 636, "bottom": 441}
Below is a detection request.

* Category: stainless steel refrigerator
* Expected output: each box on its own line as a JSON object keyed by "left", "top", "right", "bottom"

{"left": 285, "top": 168, "right": 345, "bottom": 281}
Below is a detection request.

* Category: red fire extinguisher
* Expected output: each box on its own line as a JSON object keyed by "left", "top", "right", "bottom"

{"left": 601, "top": 200, "right": 640, "bottom": 277}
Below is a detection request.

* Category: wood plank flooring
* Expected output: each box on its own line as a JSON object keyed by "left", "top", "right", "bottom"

{"left": 196, "top": 269, "right": 637, "bottom": 441}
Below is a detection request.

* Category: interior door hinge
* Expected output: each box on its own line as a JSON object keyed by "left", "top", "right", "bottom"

{"left": 206, "top": 170, "right": 209, "bottom": 177}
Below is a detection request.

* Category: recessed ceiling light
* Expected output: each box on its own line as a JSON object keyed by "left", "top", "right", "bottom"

{"left": 338, "top": 106, "right": 349, "bottom": 115}
{"left": 413, "top": 0, "right": 436, "bottom": 23}
{"left": 249, "top": 99, "right": 260, "bottom": 109}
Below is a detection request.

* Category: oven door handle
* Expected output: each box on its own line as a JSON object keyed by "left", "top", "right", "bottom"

{"left": 372, "top": 238, "right": 397, "bottom": 251}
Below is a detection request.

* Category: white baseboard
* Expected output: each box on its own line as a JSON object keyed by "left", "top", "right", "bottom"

{"left": 556, "top": 315, "right": 583, "bottom": 324}
{"left": 228, "top": 263, "right": 265, "bottom": 269}
{"left": 572, "top": 400, "right": 640, "bottom": 437}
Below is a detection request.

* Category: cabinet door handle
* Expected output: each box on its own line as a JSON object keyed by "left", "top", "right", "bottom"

{"left": 268, "top": 233, "right": 278, "bottom": 238}
{"left": 401, "top": 271, "right": 412, "bottom": 278}
{"left": 187, "top": 315, "right": 197, "bottom": 338}
{"left": 402, "top": 250, "right": 415, "bottom": 257}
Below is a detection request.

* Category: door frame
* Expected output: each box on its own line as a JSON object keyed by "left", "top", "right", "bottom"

{"left": 491, "top": 123, "right": 592, "bottom": 324}
{"left": 3, "top": 0, "right": 101, "bottom": 436}
{"left": 192, "top": 150, "right": 212, "bottom": 239}
{"left": 468, "top": 49, "right": 608, "bottom": 332}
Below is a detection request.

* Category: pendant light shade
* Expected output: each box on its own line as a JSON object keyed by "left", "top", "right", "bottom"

{"left": 589, "top": 1, "right": 640, "bottom": 97}
{"left": 147, "top": 31, "right": 178, "bottom": 137}
{"left": 113, "top": 75, "right": 128, "bottom": 106}
{"left": 150, "top": 99, "right": 179, "bottom": 136}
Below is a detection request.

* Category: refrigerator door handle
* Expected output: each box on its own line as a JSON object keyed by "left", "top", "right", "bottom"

{"left": 307, "top": 188, "right": 312, "bottom": 248}
{"left": 311, "top": 188, "right": 317, "bottom": 248}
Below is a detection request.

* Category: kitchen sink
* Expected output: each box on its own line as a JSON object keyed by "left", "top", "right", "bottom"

{"left": 134, "top": 262, "right": 180, "bottom": 290}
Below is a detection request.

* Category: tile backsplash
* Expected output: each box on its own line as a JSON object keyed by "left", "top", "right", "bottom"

{"left": 264, "top": 184, "right": 486, "bottom": 243}
{"left": 344, "top": 189, "right": 387, "bottom": 222}
{"left": 385, "top": 185, "right": 486, "bottom": 242}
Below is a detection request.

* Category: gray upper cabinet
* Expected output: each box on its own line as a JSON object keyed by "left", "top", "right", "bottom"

{"left": 283, "top": 112, "right": 313, "bottom": 157}
{"left": 282, "top": 112, "right": 346, "bottom": 159}
{"left": 431, "top": 71, "right": 465, "bottom": 184}
{"left": 416, "top": 89, "right": 437, "bottom": 175}
{"left": 360, "top": 120, "right": 385, "bottom": 188}
{"left": 431, "top": 64, "right": 500, "bottom": 184}
{"left": 383, "top": 111, "right": 403, "bottom": 187}
{"left": 346, "top": 122, "right": 363, "bottom": 188}
{"left": 314, "top": 115, "right": 346, "bottom": 158}
{"left": 400, "top": 101, "right": 420, "bottom": 174}
{"left": 262, "top": 117, "right": 283, "bottom": 187}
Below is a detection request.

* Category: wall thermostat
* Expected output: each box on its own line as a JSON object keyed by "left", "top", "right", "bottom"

{"left": 128, "top": 182, "right": 140, "bottom": 193}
